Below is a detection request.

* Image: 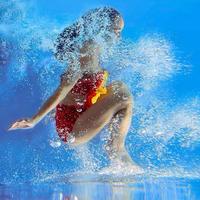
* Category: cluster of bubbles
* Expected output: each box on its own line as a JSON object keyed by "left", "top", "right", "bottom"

{"left": 54, "top": 7, "right": 119, "bottom": 63}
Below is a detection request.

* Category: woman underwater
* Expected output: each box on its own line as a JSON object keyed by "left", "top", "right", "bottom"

{"left": 8, "top": 7, "right": 138, "bottom": 166}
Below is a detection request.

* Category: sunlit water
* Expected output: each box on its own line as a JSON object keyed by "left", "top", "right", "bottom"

{"left": 1, "top": 0, "right": 200, "bottom": 199}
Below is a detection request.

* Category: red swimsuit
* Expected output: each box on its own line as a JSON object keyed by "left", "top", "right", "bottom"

{"left": 55, "top": 70, "right": 108, "bottom": 142}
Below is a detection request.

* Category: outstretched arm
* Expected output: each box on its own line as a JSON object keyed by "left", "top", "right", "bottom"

{"left": 31, "top": 80, "right": 74, "bottom": 124}
{"left": 8, "top": 39, "right": 99, "bottom": 131}
{"left": 8, "top": 66, "right": 82, "bottom": 130}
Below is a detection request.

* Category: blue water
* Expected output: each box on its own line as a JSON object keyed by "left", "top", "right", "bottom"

{"left": 0, "top": 178, "right": 200, "bottom": 200}
{"left": 1, "top": 0, "right": 200, "bottom": 199}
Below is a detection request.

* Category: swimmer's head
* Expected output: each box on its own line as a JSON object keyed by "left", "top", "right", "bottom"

{"left": 113, "top": 14, "right": 124, "bottom": 38}
{"left": 81, "top": 7, "right": 124, "bottom": 40}
{"left": 55, "top": 7, "right": 123, "bottom": 62}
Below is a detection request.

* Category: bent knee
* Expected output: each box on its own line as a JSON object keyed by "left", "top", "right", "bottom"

{"left": 109, "top": 81, "right": 133, "bottom": 104}
{"left": 110, "top": 81, "right": 127, "bottom": 90}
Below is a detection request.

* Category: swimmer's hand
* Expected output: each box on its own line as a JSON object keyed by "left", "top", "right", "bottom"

{"left": 8, "top": 118, "right": 35, "bottom": 131}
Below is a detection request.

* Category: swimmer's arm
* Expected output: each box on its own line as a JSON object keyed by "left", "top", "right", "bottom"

{"left": 31, "top": 41, "right": 98, "bottom": 125}
{"left": 8, "top": 40, "right": 98, "bottom": 130}
{"left": 8, "top": 67, "right": 82, "bottom": 130}
{"left": 31, "top": 67, "right": 82, "bottom": 125}
{"left": 31, "top": 86, "right": 70, "bottom": 125}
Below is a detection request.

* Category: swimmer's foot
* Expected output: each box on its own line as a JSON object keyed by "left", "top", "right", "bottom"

{"left": 116, "top": 149, "right": 142, "bottom": 171}
{"left": 118, "top": 149, "right": 134, "bottom": 164}
{"left": 102, "top": 147, "right": 143, "bottom": 174}
{"left": 107, "top": 146, "right": 133, "bottom": 164}
{"left": 105, "top": 145, "right": 142, "bottom": 171}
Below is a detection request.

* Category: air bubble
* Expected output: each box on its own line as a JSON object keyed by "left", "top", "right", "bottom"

{"left": 76, "top": 108, "right": 83, "bottom": 112}
{"left": 49, "top": 139, "right": 61, "bottom": 148}
{"left": 67, "top": 135, "right": 75, "bottom": 144}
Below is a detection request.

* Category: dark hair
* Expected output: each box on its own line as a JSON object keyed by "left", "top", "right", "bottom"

{"left": 54, "top": 7, "right": 122, "bottom": 62}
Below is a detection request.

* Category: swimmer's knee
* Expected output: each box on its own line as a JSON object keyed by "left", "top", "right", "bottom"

{"left": 111, "top": 81, "right": 126, "bottom": 89}
{"left": 110, "top": 81, "right": 133, "bottom": 104}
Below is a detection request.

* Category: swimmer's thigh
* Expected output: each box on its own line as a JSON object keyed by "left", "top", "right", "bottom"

{"left": 71, "top": 81, "right": 133, "bottom": 146}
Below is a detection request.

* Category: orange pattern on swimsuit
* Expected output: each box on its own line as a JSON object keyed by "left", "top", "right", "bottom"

{"left": 55, "top": 70, "right": 108, "bottom": 142}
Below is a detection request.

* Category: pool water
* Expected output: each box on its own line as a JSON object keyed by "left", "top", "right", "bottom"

{"left": 1, "top": 0, "right": 200, "bottom": 199}
{"left": 0, "top": 178, "right": 200, "bottom": 200}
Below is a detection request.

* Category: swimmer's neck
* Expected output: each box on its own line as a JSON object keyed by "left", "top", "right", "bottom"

{"left": 81, "top": 64, "right": 102, "bottom": 74}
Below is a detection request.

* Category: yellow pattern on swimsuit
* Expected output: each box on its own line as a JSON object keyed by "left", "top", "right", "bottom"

{"left": 91, "top": 70, "right": 109, "bottom": 104}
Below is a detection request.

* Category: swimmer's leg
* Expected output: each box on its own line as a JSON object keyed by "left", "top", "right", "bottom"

{"left": 105, "top": 106, "right": 134, "bottom": 164}
{"left": 71, "top": 81, "right": 136, "bottom": 164}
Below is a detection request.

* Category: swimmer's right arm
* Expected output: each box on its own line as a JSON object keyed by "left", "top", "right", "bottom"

{"left": 8, "top": 66, "right": 82, "bottom": 131}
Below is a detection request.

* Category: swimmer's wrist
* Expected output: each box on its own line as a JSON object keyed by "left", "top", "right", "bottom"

{"left": 31, "top": 116, "right": 39, "bottom": 126}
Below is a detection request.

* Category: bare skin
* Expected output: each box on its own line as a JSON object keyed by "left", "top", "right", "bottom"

{"left": 8, "top": 16, "right": 138, "bottom": 165}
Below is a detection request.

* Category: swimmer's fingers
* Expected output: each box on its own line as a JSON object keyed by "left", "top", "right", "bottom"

{"left": 8, "top": 119, "right": 34, "bottom": 131}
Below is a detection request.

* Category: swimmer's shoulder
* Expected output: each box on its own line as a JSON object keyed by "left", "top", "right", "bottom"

{"left": 60, "top": 66, "right": 83, "bottom": 86}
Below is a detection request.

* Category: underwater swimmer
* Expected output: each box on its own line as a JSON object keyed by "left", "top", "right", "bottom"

{"left": 8, "top": 7, "right": 137, "bottom": 165}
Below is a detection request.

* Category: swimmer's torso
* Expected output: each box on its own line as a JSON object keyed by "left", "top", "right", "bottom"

{"left": 61, "top": 92, "right": 86, "bottom": 106}
{"left": 60, "top": 69, "right": 108, "bottom": 107}
{"left": 55, "top": 69, "right": 109, "bottom": 142}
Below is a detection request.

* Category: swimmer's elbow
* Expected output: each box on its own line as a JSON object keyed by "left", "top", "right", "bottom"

{"left": 57, "top": 81, "right": 74, "bottom": 99}
{"left": 58, "top": 75, "right": 80, "bottom": 98}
